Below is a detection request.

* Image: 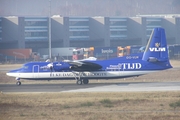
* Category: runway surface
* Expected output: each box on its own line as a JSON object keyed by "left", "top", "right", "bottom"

{"left": 1, "top": 82, "right": 180, "bottom": 93}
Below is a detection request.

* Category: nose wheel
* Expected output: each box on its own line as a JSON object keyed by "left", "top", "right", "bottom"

{"left": 16, "top": 77, "right": 21, "bottom": 85}
{"left": 16, "top": 81, "right": 21, "bottom": 86}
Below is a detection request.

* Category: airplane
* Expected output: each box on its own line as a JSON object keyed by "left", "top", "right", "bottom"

{"left": 6, "top": 28, "right": 172, "bottom": 85}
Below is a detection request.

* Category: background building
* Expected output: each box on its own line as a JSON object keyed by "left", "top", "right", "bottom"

{"left": 0, "top": 15, "right": 180, "bottom": 52}
{"left": 1, "top": 0, "right": 180, "bottom": 17}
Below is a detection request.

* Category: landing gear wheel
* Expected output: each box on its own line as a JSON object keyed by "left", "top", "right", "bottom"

{"left": 16, "top": 81, "right": 21, "bottom": 86}
{"left": 83, "top": 79, "right": 89, "bottom": 84}
{"left": 76, "top": 80, "right": 82, "bottom": 85}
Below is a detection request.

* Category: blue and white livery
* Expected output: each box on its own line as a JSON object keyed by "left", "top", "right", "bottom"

{"left": 6, "top": 28, "right": 172, "bottom": 85}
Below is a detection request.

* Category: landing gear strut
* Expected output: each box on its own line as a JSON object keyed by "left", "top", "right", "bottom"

{"left": 16, "top": 77, "right": 21, "bottom": 86}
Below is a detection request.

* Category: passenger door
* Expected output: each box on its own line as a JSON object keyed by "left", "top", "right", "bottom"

{"left": 33, "top": 65, "right": 39, "bottom": 78}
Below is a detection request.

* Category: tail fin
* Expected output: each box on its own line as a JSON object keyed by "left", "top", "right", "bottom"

{"left": 142, "top": 28, "right": 169, "bottom": 62}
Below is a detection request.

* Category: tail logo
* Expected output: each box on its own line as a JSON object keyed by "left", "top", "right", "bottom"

{"left": 149, "top": 43, "right": 166, "bottom": 52}
{"left": 155, "top": 43, "right": 160, "bottom": 47}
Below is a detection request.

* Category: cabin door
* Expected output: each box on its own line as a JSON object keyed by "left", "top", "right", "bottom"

{"left": 33, "top": 65, "right": 39, "bottom": 78}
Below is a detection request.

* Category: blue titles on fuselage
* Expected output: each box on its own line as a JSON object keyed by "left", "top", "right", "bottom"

{"left": 50, "top": 72, "right": 107, "bottom": 77}
{"left": 106, "top": 63, "right": 142, "bottom": 70}
{"left": 50, "top": 73, "right": 74, "bottom": 77}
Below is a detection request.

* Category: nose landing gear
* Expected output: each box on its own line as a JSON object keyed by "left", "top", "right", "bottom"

{"left": 16, "top": 77, "right": 21, "bottom": 86}
{"left": 16, "top": 81, "right": 21, "bottom": 85}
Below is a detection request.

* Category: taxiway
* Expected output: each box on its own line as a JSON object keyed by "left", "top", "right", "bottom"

{"left": 0, "top": 82, "right": 180, "bottom": 93}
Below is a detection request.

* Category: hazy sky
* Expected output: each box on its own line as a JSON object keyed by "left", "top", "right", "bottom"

{"left": 0, "top": 0, "right": 180, "bottom": 17}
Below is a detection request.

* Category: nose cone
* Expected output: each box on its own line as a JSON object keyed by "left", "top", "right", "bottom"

{"left": 6, "top": 68, "right": 22, "bottom": 77}
{"left": 6, "top": 72, "right": 13, "bottom": 77}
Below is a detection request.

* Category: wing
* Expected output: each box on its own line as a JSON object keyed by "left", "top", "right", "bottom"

{"left": 68, "top": 61, "right": 102, "bottom": 71}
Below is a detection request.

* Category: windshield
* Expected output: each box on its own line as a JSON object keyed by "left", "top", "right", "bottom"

{"left": 22, "top": 65, "right": 28, "bottom": 69}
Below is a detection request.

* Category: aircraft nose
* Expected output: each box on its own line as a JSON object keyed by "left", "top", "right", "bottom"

{"left": 6, "top": 69, "right": 22, "bottom": 77}
{"left": 6, "top": 72, "right": 12, "bottom": 76}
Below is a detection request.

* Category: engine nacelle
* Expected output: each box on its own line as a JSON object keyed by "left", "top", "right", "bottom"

{"left": 52, "top": 62, "right": 70, "bottom": 71}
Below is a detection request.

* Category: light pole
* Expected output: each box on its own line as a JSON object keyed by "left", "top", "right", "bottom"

{"left": 49, "top": 0, "right": 52, "bottom": 60}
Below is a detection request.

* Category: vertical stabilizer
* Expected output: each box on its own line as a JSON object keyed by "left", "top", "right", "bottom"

{"left": 142, "top": 28, "right": 169, "bottom": 62}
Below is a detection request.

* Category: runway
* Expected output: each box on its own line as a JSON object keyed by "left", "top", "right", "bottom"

{"left": 1, "top": 82, "right": 180, "bottom": 93}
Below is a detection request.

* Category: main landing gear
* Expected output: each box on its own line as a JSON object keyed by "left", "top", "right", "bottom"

{"left": 72, "top": 72, "right": 89, "bottom": 85}
{"left": 16, "top": 77, "right": 21, "bottom": 86}
{"left": 76, "top": 78, "right": 89, "bottom": 85}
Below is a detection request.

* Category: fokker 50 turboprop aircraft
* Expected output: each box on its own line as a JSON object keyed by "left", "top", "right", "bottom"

{"left": 7, "top": 28, "right": 172, "bottom": 85}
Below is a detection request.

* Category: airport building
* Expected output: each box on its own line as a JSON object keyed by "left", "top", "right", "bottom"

{"left": 0, "top": 15, "right": 180, "bottom": 52}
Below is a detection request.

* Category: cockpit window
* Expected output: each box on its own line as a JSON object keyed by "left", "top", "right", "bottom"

{"left": 23, "top": 66, "right": 28, "bottom": 69}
